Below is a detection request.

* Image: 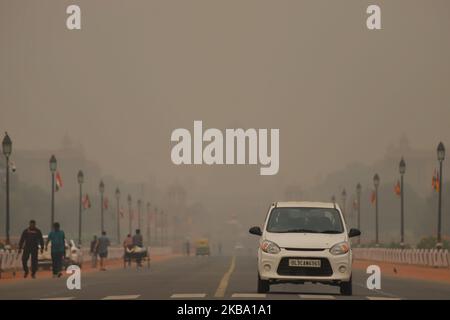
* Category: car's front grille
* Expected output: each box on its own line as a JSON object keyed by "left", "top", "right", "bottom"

{"left": 276, "top": 257, "right": 333, "bottom": 276}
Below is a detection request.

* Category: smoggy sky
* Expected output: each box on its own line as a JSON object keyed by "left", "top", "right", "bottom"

{"left": 1, "top": 0, "right": 450, "bottom": 194}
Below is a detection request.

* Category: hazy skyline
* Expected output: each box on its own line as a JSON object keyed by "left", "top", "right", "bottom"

{"left": 1, "top": 0, "right": 450, "bottom": 192}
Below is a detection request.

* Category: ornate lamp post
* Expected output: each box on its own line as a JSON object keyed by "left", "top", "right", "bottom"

{"left": 399, "top": 158, "right": 406, "bottom": 248}
{"left": 127, "top": 194, "right": 132, "bottom": 235}
{"left": 356, "top": 183, "right": 362, "bottom": 245}
{"left": 77, "top": 170, "right": 84, "bottom": 245}
{"left": 437, "top": 142, "right": 445, "bottom": 249}
{"left": 99, "top": 180, "right": 105, "bottom": 232}
{"left": 341, "top": 188, "right": 347, "bottom": 219}
{"left": 115, "top": 188, "right": 121, "bottom": 244}
{"left": 49, "top": 155, "right": 57, "bottom": 228}
{"left": 373, "top": 173, "right": 380, "bottom": 246}
{"left": 2, "top": 133, "right": 12, "bottom": 244}
{"left": 137, "top": 199, "right": 142, "bottom": 231}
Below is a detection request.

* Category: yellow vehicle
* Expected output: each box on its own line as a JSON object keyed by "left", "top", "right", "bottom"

{"left": 195, "top": 238, "right": 210, "bottom": 256}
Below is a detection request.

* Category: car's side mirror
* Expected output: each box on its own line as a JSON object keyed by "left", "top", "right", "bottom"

{"left": 249, "top": 226, "right": 262, "bottom": 236}
{"left": 348, "top": 228, "right": 361, "bottom": 238}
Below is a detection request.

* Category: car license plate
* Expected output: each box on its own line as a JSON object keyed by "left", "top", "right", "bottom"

{"left": 288, "top": 259, "right": 321, "bottom": 268}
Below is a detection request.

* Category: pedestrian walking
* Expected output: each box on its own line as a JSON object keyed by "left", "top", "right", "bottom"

{"left": 90, "top": 235, "right": 99, "bottom": 268}
{"left": 18, "top": 220, "right": 44, "bottom": 279}
{"left": 97, "top": 231, "right": 110, "bottom": 271}
{"left": 123, "top": 234, "right": 133, "bottom": 267}
{"left": 46, "top": 222, "right": 65, "bottom": 278}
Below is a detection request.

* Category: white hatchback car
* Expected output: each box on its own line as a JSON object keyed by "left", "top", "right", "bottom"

{"left": 249, "top": 201, "right": 361, "bottom": 295}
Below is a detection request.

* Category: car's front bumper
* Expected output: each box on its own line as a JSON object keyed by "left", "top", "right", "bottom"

{"left": 258, "top": 248, "right": 352, "bottom": 283}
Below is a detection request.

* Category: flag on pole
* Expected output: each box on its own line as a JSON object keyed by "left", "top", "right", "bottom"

{"left": 119, "top": 207, "right": 125, "bottom": 218}
{"left": 82, "top": 194, "right": 91, "bottom": 209}
{"left": 432, "top": 169, "right": 437, "bottom": 190}
{"left": 432, "top": 169, "right": 440, "bottom": 192}
{"left": 370, "top": 190, "right": 376, "bottom": 205}
{"left": 394, "top": 180, "right": 401, "bottom": 196}
{"left": 435, "top": 172, "right": 440, "bottom": 192}
{"left": 103, "top": 196, "right": 109, "bottom": 210}
{"left": 55, "top": 171, "right": 63, "bottom": 191}
{"left": 130, "top": 209, "right": 134, "bottom": 220}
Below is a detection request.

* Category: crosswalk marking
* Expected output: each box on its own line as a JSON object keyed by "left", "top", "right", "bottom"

{"left": 366, "top": 296, "right": 401, "bottom": 300}
{"left": 299, "top": 294, "right": 336, "bottom": 299}
{"left": 171, "top": 293, "right": 207, "bottom": 298}
{"left": 231, "top": 293, "right": 267, "bottom": 298}
{"left": 102, "top": 295, "right": 140, "bottom": 300}
{"left": 40, "top": 297, "right": 75, "bottom": 300}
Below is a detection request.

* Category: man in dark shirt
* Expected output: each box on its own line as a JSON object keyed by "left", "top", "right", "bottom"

{"left": 18, "top": 220, "right": 44, "bottom": 278}
{"left": 132, "top": 229, "right": 144, "bottom": 267}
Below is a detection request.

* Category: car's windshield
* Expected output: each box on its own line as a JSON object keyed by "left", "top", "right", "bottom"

{"left": 266, "top": 207, "right": 344, "bottom": 233}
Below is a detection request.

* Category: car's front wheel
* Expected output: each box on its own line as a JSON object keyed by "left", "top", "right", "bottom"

{"left": 340, "top": 276, "right": 352, "bottom": 296}
{"left": 257, "top": 274, "right": 270, "bottom": 293}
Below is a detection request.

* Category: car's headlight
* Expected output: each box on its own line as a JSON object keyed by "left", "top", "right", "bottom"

{"left": 329, "top": 241, "right": 350, "bottom": 255}
{"left": 260, "top": 240, "right": 281, "bottom": 254}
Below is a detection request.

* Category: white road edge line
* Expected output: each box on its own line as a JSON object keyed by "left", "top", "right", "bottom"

{"left": 231, "top": 293, "right": 267, "bottom": 298}
{"left": 366, "top": 296, "right": 401, "bottom": 300}
{"left": 102, "top": 295, "right": 141, "bottom": 300}
{"left": 354, "top": 282, "right": 403, "bottom": 299}
{"left": 171, "top": 293, "right": 207, "bottom": 298}
{"left": 299, "top": 294, "right": 336, "bottom": 299}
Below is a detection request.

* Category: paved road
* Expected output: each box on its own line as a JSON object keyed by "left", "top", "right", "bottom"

{"left": 0, "top": 255, "right": 449, "bottom": 300}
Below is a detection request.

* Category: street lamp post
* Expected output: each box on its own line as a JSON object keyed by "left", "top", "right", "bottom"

{"left": 437, "top": 142, "right": 445, "bottom": 249}
{"left": 127, "top": 194, "right": 132, "bottom": 235}
{"left": 399, "top": 158, "right": 406, "bottom": 248}
{"left": 146, "top": 202, "right": 151, "bottom": 246}
{"left": 137, "top": 199, "right": 142, "bottom": 231}
{"left": 154, "top": 207, "right": 158, "bottom": 245}
{"left": 99, "top": 180, "right": 105, "bottom": 232}
{"left": 161, "top": 210, "right": 165, "bottom": 246}
{"left": 115, "top": 188, "right": 121, "bottom": 244}
{"left": 49, "top": 155, "right": 57, "bottom": 228}
{"left": 77, "top": 170, "right": 84, "bottom": 245}
{"left": 356, "top": 183, "right": 362, "bottom": 245}
{"left": 373, "top": 174, "right": 380, "bottom": 246}
{"left": 341, "top": 188, "right": 347, "bottom": 219}
{"left": 2, "top": 133, "right": 12, "bottom": 245}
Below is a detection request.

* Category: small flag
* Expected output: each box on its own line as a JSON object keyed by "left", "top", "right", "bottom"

{"left": 130, "top": 209, "right": 134, "bottom": 220}
{"left": 432, "top": 169, "right": 437, "bottom": 190}
{"left": 55, "top": 171, "right": 63, "bottom": 191}
{"left": 370, "top": 190, "right": 376, "bottom": 205}
{"left": 352, "top": 199, "right": 358, "bottom": 210}
{"left": 82, "top": 194, "right": 91, "bottom": 209}
{"left": 435, "top": 172, "right": 440, "bottom": 192}
{"left": 394, "top": 180, "right": 401, "bottom": 196}
{"left": 119, "top": 207, "right": 125, "bottom": 218}
{"left": 103, "top": 196, "right": 109, "bottom": 210}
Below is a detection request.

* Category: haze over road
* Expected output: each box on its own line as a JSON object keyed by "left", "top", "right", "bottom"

{"left": 0, "top": 255, "right": 449, "bottom": 300}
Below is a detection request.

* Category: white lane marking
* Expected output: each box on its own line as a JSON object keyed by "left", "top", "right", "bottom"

{"left": 40, "top": 297, "right": 75, "bottom": 300}
{"left": 354, "top": 281, "right": 403, "bottom": 299}
{"left": 367, "top": 296, "right": 401, "bottom": 300}
{"left": 299, "top": 294, "right": 336, "bottom": 299}
{"left": 171, "top": 293, "right": 207, "bottom": 298}
{"left": 102, "top": 295, "right": 140, "bottom": 300}
{"left": 214, "top": 256, "right": 236, "bottom": 298}
{"left": 231, "top": 293, "right": 267, "bottom": 298}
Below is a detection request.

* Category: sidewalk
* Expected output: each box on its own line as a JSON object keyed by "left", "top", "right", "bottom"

{"left": 0, "top": 254, "right": 180, "bottom": 284}
{"left": 353, "top": 259, "right": 450, "bottom": 285}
